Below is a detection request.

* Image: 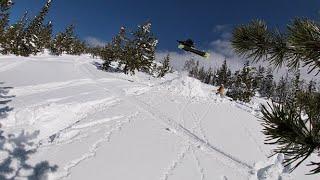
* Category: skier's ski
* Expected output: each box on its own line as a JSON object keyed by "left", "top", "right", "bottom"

{"left": 178, "top": 44, "right": 210, "bottom": 58}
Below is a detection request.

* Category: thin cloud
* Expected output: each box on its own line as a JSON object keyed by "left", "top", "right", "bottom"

{"left": 210, "top": 39, "right": 234, "bottom": 58}
{"left": 213, "top": 24, "right": 232, "bottom": 38}
{"left": 213, "top": 24, "right": 230, "bottom": 33}
{"left": 85, "top": 36, "right": 106, "bottom": 47}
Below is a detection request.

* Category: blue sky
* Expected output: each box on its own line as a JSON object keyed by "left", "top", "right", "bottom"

{"left": 10, "top": 0, "right": 320, "bottom": 51}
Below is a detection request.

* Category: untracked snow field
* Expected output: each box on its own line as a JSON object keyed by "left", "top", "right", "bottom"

{"left": 0, "top": 53, "right": 319, "bottom": 180}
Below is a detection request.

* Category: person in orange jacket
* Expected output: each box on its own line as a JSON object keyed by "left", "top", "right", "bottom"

{"left": 216, "top": 84, "right": 225, "bottom": 97}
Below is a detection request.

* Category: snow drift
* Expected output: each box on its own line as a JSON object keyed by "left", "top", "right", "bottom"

{"left": 161, "top": 72, "right": 208, "bottom": 98}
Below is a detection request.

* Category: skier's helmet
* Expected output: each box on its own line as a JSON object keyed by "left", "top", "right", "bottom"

{"left": 185, "top": 39, "right": 194, "bottom": 47}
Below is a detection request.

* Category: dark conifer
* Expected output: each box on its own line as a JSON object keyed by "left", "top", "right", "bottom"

{"left": 232, "top": 17, "right": 320, "bottom": 174}
{"left": 25, "top": 0, "right": 52, "bottom": 54}
{"left": 157, "top": 54, "right": 172, "bottom": 78}
{"left": 0, "top": 0, "right": 13, "bottom": 45}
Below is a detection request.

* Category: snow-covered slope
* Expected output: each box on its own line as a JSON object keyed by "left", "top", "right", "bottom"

{"left": 0, "top": 53, "right": 318, "bottom": 180}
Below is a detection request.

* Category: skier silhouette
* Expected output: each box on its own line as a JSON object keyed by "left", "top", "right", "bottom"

{"left": 177, "top": 39, "right": 210, "bottom": 58}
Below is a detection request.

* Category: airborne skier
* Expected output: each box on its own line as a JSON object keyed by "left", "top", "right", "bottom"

{"left": 177, "top": 39, "right": 210, "bottom": 58}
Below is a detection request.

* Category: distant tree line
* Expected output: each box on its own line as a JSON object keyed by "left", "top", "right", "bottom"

{"left": 0, "top": 0, "right": 172, "bottom": 77}
{"left": 184, "top": 58, "right": 318, "bottom": 104}
{"left": 0, "top": 0, "right": 86, "bottom": 56}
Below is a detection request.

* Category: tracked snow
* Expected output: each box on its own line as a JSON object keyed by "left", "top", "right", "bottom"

{"left": 0, "top": 53, "right": 318, "bottom": 180}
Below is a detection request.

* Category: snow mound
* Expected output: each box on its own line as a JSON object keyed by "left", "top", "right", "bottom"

{"left": 250, "top": 154, "right": 292, "bottom": 180}
{"left": 162, "top": 73, "right": 207, "bottom": 98}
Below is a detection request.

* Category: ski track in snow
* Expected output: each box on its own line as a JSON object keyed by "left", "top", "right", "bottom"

{"left": 189, "top": 110, "right": 207, "bottom": 180}
{"left": 160, "top": 143, "right": 192, "bottom": 180}
{"left": 189, "top": 106, "right": 208, "bottom": 180}
{"left": 152, "top": 93, "right": 243, "bottom": 180}
{"left": 10, "top": 78, "right": 117, "bottom": 97}
{"left": 192, "top": 110, "right": 210, "bottom": 145}
{"left": 191, "top": 147, "right": 205, "bottom": 180}
{"left": 207, "top": 97, "right": 269, "bottom": 159}
{"left": 228, "top": 102, "right": 269, "bottom": 158}
{"left": 41, "top": 115, "right": 125, "bottom": 148}
{"left": 160, "top": 99, "right": 207, "bottom": 180}
{"left": 180, "top": 100, "right": 190, "bottom": 127}
{"left": 232, "top": 101, "right": 260, "bottom": 117}
{"left": 132, "top": 97, "right": 253, "bottom": 176}
{"left": 57, "top": 112, "right": 139, "bottom": 180}
{"left": 0, "top": 60, "right": 26, "bottom": 72}
{"left": 243, "top": 125, "right": 269, "bottom": 158}
{"left": 36, "top": 97, "right": 121, "bottom": 146}
{"left": 71, "top": 115, "right": 124, "bottom": 129}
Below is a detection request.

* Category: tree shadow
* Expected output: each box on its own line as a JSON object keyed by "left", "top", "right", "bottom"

{"left": 0, "top": 83, "right": 15, "bottom": 119}
{"left": 0, "top": 130, "right": 58, "bottom": 180}
{"left": 91, "top": 61, "right": 124, "bottom": 73}
{"left": 0, "top": 82, "right": 57, "bottom": 179}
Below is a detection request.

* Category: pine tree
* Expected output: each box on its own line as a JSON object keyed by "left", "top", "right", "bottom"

{"left": 259, "top": 68, "right": 274, "bottom": 98}
{"left": 232, "top": 19, "right": 320, "bottom": 74}
{"left": 197, "top": 66, "right": 206, "bottom": 82}
{"left": 100, "top": 43, "right": 116, "bottom": 70}
{"left": 88, "top": 46, "right": 102, "bottom": 59}
{"left": 190, "top": 61, "right": 200, "bottom": 78}
{"left": 204, "top": 67, "right": 213, "bottom": 84}
{"left": 2, "top": 11, "right": 28, "bottom": 56}
{"left": 121, "top": 40, "right": 139, "bottom": 74}
{"left": 273, "top": 75, "right": 290, "bottom": 104}
{"left": 253, "top": 65, "right": 265, "bottom": 93}
{"left": 115, "top": 25, "right": 140, "bottom": 74}
{"left": 50, "top": 32, "right": 64, "bottom": 55}
{"left": 102, "top": 27, "right": 126, "bottom": 70}
{"left": 0, "top": 0, "right": 13, "bottom": 46}
{"left": 35, "top": 21, "right": 52, "bottom": 51}
{"left": 113, "top": 26, "right": 126, "bottom": 60}
{"left": 50, "top": 24, "right": 85, "bottom": 55}
{"left": 132, "top": 22, "right": 158, "bottom": 74}
{"left": 25, "top": 0, "right": 52, "bottom": 55}
{"left": 70, "top": 38, "right": 86, "bottom": 55}
{"left": 290, "top": 70, "right": 304, "bottom": 106}
{"left": 232, "top": 17, "right": 320, "bottom": 174}
{"left": 239, "top": 61, "right": 256, "bottom": 102}
{"left": 261, "top": 96, "right": 320, "bottom": 174}
{"left": 157, "top": 54, "right": 172, "bottom": 78}
{"left": 216, "top": 59, "right": 231, "bottom": 87}
{"left": 62, "top": 24, "right": 76, "bottom": 54}
{"left": 115, "top": 22, "right": 157, "bottom": 75}
{"left": 183, "top": 58, "right": 196, "bottom": 72}
{"left": 275, "top": 71, "right": 305, "bottom": 107}
{"left": 226, "top": 61, "right": 255, "bottom": 102}
{"left": 226, "top": 70, "right": 243, "bottom": 101}
{"left": 211, "top": 69, "right": 217, "bottom": 86}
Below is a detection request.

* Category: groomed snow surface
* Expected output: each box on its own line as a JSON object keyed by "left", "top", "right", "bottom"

{"left": 0, "top": 53, "right": 319, "bottom": 180}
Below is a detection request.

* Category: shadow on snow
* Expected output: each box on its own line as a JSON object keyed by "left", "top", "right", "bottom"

{"left": 0, "top": 131, "right": 58, "bottom": 180}
{"left": 91, "top": 61, "right": 124, "bottom": 73}
{"left": 0, "top": 83, "right": 15, "bottom": 119}
{"left": 0, "top": 82, "right": 58, "bottom": 180}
